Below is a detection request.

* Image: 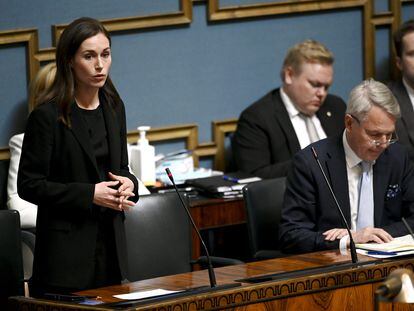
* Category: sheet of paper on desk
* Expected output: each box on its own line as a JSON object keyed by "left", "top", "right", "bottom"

{"left": 113, "top": 289, "right": 183, "bottom": 300}
{"left": 356, "top": 248, "right": 414, "bottom": 258}
{"left": 356, "top": 234, "right": 414, "bottom": 252}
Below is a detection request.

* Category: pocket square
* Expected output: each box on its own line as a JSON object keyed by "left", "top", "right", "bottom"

{"left": 386, "top": 184, "right": 400, "bottom": 200}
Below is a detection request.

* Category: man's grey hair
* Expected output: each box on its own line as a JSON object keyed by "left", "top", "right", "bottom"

{"left": 346, "top": 78, "right": 401, "bottom": 121}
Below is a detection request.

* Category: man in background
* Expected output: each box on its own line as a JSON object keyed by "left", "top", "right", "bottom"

{"left": 389, "top": 19, "right": 414, "bottom": 162}
{"left": 232, "top": 40, "right": 346, "bottom": 178}
{"left": 280, "top": 79, "right": 414, "bottom": 254}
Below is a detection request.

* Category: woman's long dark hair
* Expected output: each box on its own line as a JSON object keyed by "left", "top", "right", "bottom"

{"left": 38, "top": 17, "right": 121, "bottom": 127}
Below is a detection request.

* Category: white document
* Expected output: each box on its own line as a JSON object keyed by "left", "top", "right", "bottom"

{"left": 356, "top": 248, "right": 414, "bottom": 259}
{"left": 356, "top": 234, "right": 414, "bottom": 252}
{"left": 114, "top": 289, "right": 182, "bottom": 300}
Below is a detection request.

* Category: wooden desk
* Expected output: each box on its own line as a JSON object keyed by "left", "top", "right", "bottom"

{"left": 188, "top": 196, "right": 245, "bottom": 259}
{"left": 10, "top": 251, "right": 414, "bottom": 310}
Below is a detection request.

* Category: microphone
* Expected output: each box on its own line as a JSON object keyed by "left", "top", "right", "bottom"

{"left": 402, "top": 217, "right": 414, "bottom": 241}
{"left": 311, "top": 147, "right": 358, "bottom": 264}
{"left": 375, "top": 269, "right": 414, "bottom": 302}
{"left": 166, "top": 168, "right": 241, "bottom": 290}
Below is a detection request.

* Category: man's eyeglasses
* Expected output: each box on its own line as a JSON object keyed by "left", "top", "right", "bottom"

{"left": 350, "top": 114, "right": 398, "bottom": 146}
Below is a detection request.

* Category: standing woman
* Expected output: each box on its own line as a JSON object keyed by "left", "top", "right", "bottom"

{"left": 18, "top": 17, "right": 139, "bottom": 296}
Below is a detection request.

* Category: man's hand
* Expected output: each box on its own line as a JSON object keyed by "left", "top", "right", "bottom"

{"left": 352, "top": 227, "right": 393, "bottom": 244}
{"left": 323, "top": 228, "right": 349, "bottom": 241}
{"left": 323, "top": 227, "right": 393, "bottom": 246}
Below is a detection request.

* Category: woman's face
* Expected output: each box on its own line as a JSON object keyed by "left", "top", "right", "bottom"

{"left": 71, "top": 32, "right": 111, "bottom": 91}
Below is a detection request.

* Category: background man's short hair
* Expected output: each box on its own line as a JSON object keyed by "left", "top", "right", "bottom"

{"left": 393, "top": 19, "right": 414, "bottom": 58}
{"left": 280, "top": 39, "right": 334, "bottom": 82}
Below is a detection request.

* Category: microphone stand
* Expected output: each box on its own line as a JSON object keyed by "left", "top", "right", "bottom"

{"left": 311, "top": 147, "right": 358, "bottom": 264}
{"left": 165, "top": 168, "right": 241, "bottom": 290}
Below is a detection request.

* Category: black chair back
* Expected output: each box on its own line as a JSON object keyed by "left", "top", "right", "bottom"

{"left": 0, "top": 160, "right": 10, "bottom": 209}
{"left": 0, "top": 210, "right": 24, "bottom": 306}
{"left": 243, "top": 177, "right": 286, "bottom": 259}
{"left": 124, "top": 192, "right": 192, "bottom": 281}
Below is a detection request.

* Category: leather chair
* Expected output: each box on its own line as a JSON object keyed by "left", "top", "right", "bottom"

{"left": 21, "top": 230, "right": 35, "bottom": 282}
{"left": 242, "top": 177, "right": 286, "bottom": 260}
{"left": 0, "top": 210, "right": 24, "bottom": 307}
{"left": 124, "top": 192, "right": 242, "bottom": 282}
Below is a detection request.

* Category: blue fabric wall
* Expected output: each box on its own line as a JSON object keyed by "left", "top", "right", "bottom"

{"left": 1, "top": 1, "right": 408, "bottom": 159}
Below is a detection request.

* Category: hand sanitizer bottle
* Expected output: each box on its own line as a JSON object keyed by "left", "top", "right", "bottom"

{"left": 130, "top": 126, "right": 156, "bottom": 186}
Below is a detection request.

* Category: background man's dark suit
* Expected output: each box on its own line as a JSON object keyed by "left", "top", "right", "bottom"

{"left": 388, "top": 79, "right": 414, "bottom": 162}
{"left": 18, "top": 96, "right": 139, "bottom": 290}
{"left": 279, "top": 135, "right": 414, "bottom": 253}
{"left": 232, "top": 88, "right": 346, "bottom": 178}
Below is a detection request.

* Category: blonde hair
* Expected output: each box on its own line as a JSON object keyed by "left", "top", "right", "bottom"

{"left": 280, "top": 40, "right": 334, "bottom": 82}
{"left": 28, "top": 62, "right": 56, "bottom": 112}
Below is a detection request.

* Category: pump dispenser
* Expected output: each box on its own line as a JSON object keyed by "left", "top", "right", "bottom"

{"left": 130, "top": 126, "right": 156, "bottom": 186}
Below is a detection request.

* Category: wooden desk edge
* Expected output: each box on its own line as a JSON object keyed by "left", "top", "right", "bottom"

{"left": 9, "top": 254, "right": 414, "bottom": 310}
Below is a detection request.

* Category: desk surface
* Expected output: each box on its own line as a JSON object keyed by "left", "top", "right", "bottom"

{"left": 10, "top": 251, "right": 414, "bottom": 310}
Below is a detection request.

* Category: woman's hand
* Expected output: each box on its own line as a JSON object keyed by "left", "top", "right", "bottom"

{"left": 93, "top": 176, "right": 135, "bottom": 211}
{"left": 108, "top": 172, "right": 135, "bottom": 210}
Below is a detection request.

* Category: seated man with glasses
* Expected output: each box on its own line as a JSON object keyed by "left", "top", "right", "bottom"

{"left": 279, "top": 79, "right": 414, "bottom": 254}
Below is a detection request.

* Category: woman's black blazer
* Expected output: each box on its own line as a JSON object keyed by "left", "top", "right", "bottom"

{"left": 17, "top": 95, "right": 139, "bottom": 290}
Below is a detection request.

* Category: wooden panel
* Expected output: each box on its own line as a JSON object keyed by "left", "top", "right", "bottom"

{"left": 0, "top": 118, "right": 237, "bottom": 169}
{"left": 52, "top": 0, "right": 192, "bottom": 45}
{"left": 208, "top": 0, "right": 365, "bottom": 21}
{"left": 0, "top": 29, "right": 39, "bottom": 82}
{"left": 0, "top": 0, "right": 193, "bottom": 91}
{"left": 10, "top": 252, "right": 414, "bottom": 310}
{"left": 127, "top": 123, "right": 199, "bottom": 165}
{"left": 189, "top": 197, "right": 245, "bottom": 259}
{"left": 1, "top": 0, "right": 408, "bottom": 162}
{"left": 206, "top": 0, "right": 405, "bottom": 84}
{"left": 213, "top": 118, "right": 238, "bottom": 171}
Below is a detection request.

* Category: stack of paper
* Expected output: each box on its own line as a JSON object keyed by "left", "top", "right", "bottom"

{"left": 356, "top": 234, "right": 414, "bottom": 258}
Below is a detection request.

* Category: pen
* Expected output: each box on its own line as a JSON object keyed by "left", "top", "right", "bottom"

{"left": 223, "top": 175, "right": 239, "bottom": 183}
{"left": 367, "top": 250, "right": 398, "bottom": 256}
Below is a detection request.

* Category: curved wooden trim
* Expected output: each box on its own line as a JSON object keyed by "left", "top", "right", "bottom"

{"left": 34, "top": 48, "right": 56, "bottom": 63}
{"left": 193, "top": 142, "right": 217, "bottom": 167}
{"left": 127, "top": 123, "right": 198, "bottom": 145}
{"left": 363, "top": 1, "right": 375, "bottom": 78}
{"left": 194, "top": 142, "right": 217, "bottom": 157}
{"left": 213, "top": 118, "right": 238, "bottom": 171}
{"left": 208, "top": 0, "right": 366, "bottom": 21}
{"left": 0, "top": 28, "right": 39, "bottom": 82}
{"left": 0, "top": 148, "right": 10, "bottom": 161}
{"left": 53, "top": 0, "right": 192, "bottom": 44}
{"left": 127, "top": 123, "right": 199, "bottom": 165}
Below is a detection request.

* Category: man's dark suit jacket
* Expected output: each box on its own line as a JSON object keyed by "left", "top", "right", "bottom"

{"left": 388, "top": 79, "right": 414, "bottom": 162}
{"left": 279, "top": 135, "right": 414, "bottom": 254}
{"left": 17, "top": 95, "right": 139, "bottom": 290}
{"left": 232, "top": 88, "right": 346, "bottom": 178}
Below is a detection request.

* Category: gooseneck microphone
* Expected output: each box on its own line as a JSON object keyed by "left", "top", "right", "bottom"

{"left": 165, "top": 168, "right": 217, "bottom": 288}
{"left": 402, "top": 217, "right": 414, "bottom": 241}
{"left": 375, "top": 268, "right": 414, "bottom": 303}
{"left": 311, "top": 147, "right": 358, "bottom": 264}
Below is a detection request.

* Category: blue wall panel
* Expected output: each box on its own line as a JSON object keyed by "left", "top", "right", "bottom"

{"left": 0, "top": 0, "right": 179, "bottom": 48}
{"left": 0, "top": 45, "right": 29, "bottom": 142}
{"left": 403, "top": 3, "right": 414, "bottom": 22}
{"left": 0, "top": 2, "right": 364, "bottom": 156}
{"left": 112, "top": 5, "right": 363, "bottom": 143}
